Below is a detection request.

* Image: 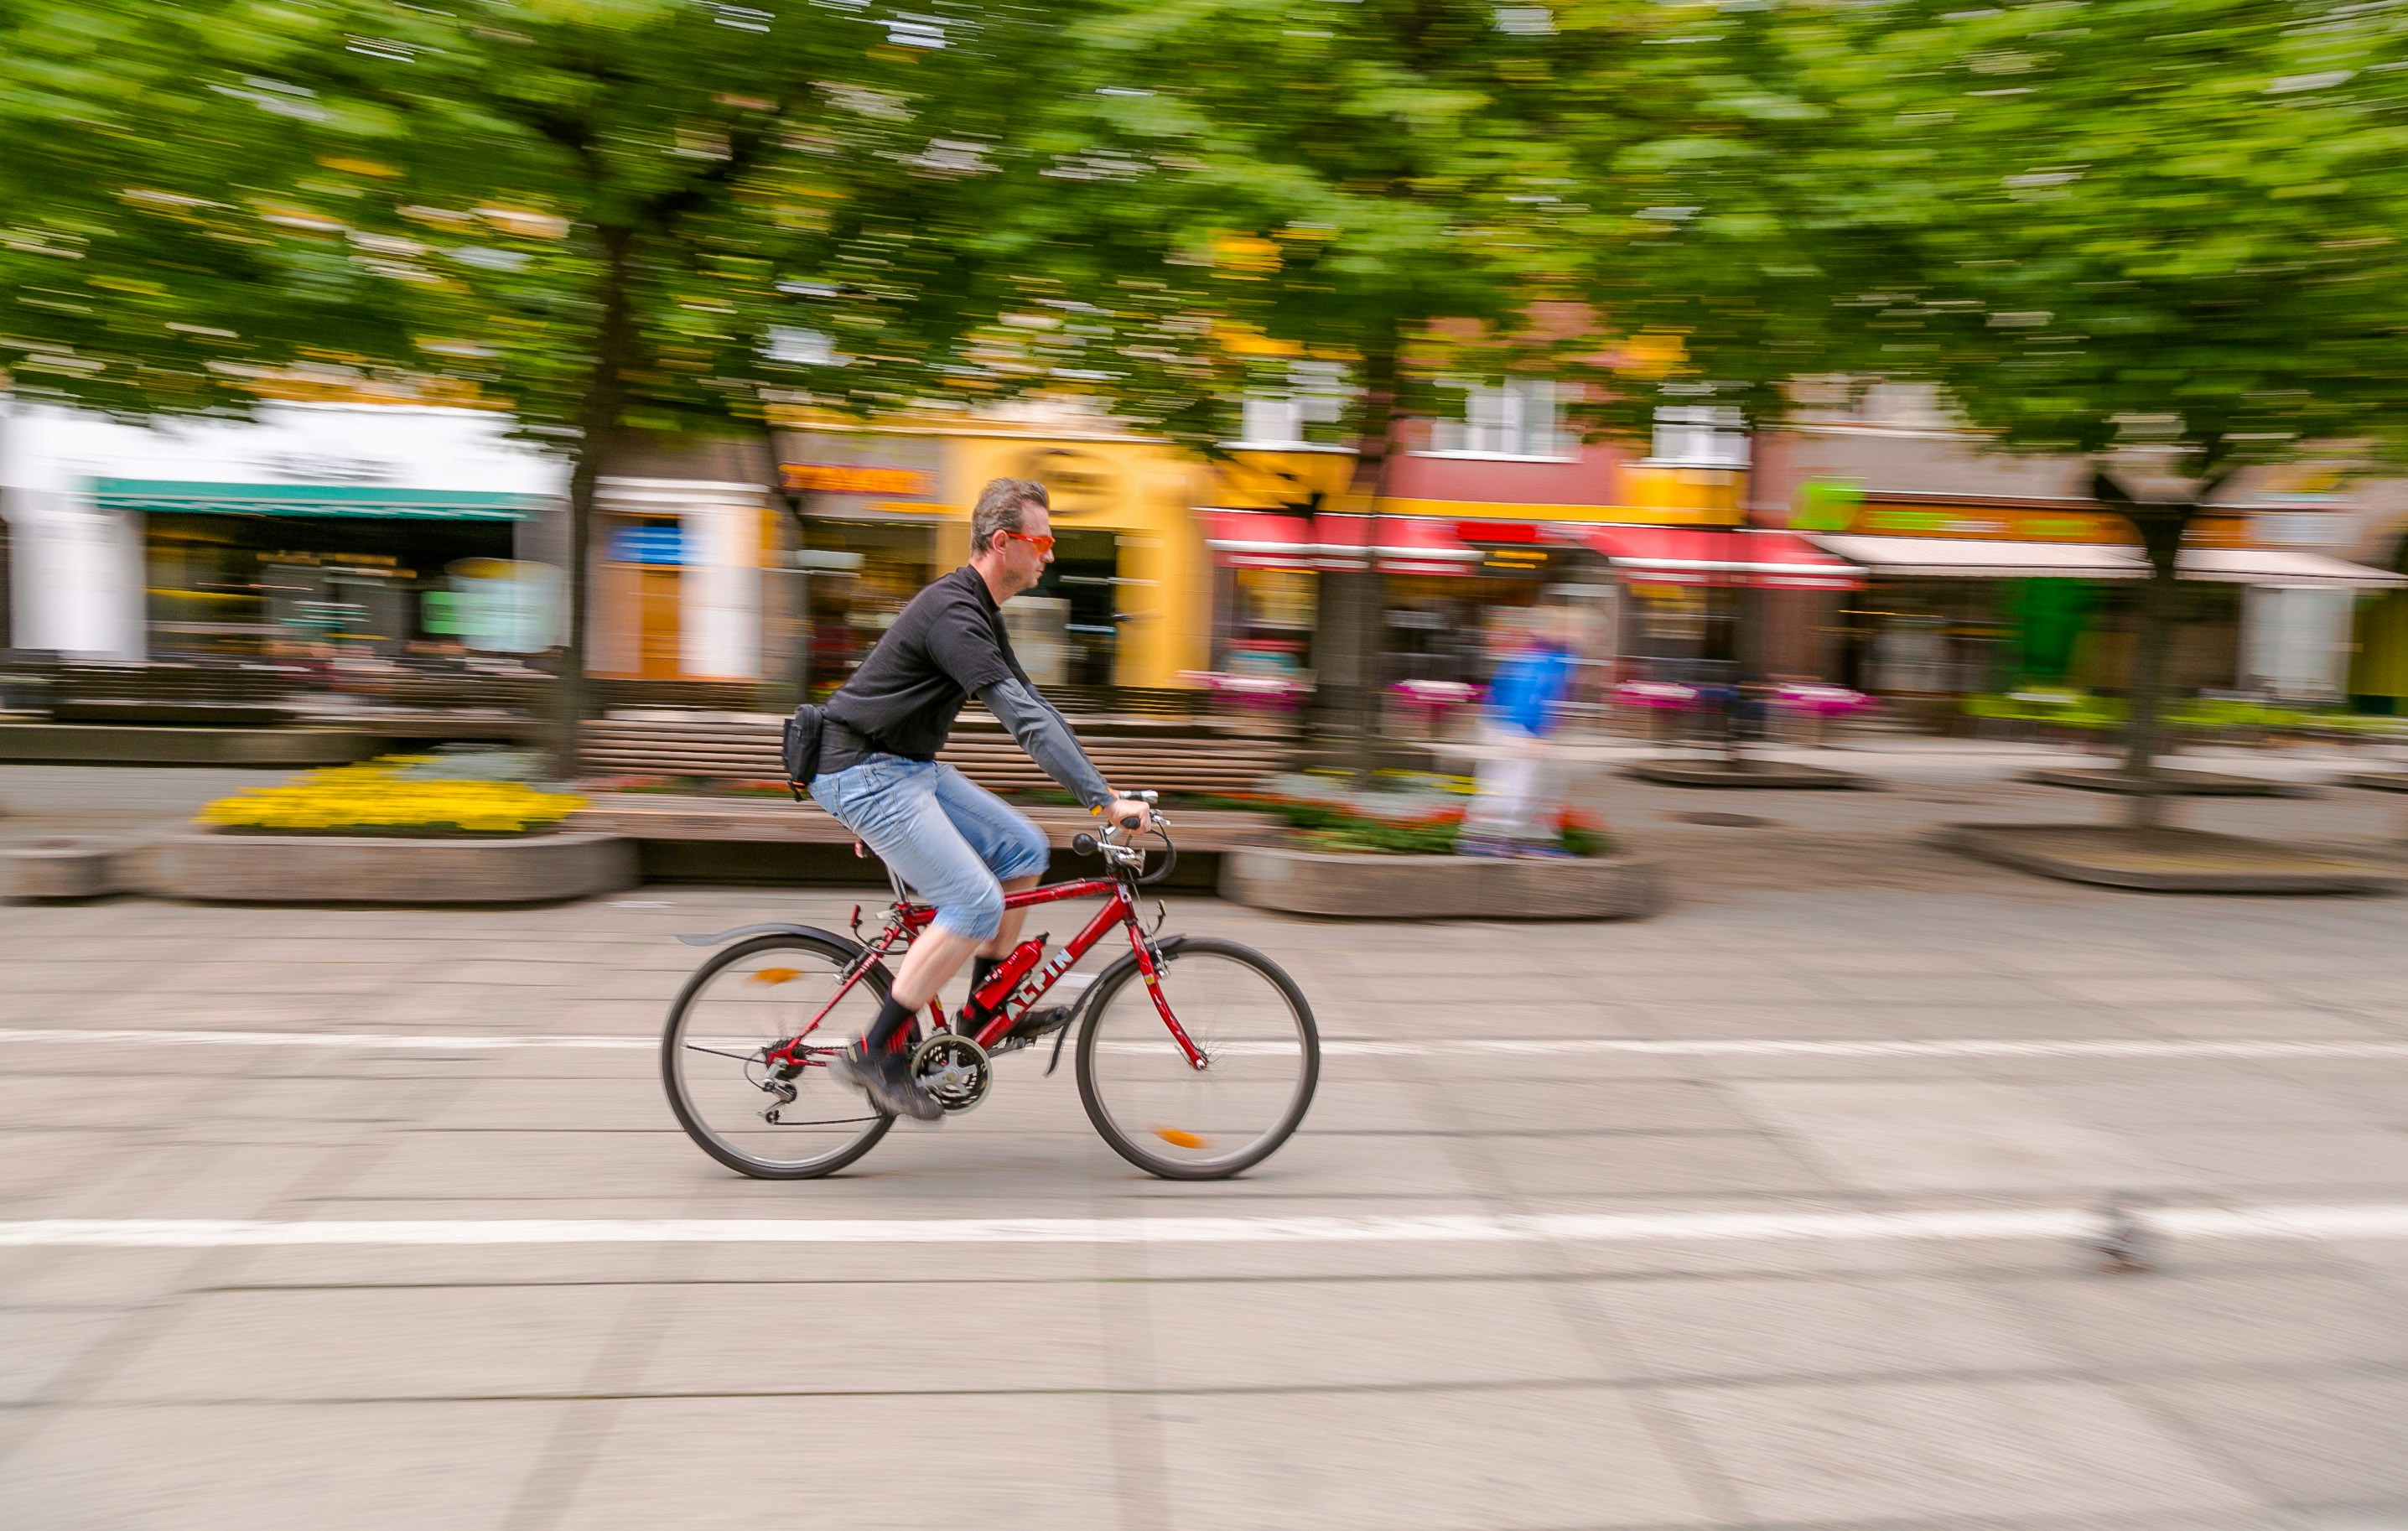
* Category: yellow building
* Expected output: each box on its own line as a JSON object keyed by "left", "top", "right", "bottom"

{"left": 776, "top": 423, "right": 1225, "bottom": 691}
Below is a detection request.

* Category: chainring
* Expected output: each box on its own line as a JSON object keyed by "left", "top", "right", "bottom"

{"left": 908, "top": 1032, "right": 993, "bottom": 1113}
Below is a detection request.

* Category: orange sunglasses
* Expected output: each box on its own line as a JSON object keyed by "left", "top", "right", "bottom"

{"left": 1003, "top": 530, "right": 1056, "bottom": 554}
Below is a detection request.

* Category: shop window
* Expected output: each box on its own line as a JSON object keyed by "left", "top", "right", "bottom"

{"left": 796, "top": 517, "right": 939, "bottom": 694}
{"left": 1031, "top": 527, "right": 1122, "bottom": 687}
{"left": 1648, "top": 405, "right": 1749, "bottom": 469}
{"left": 143, "top": 512, "right": 509, "bottom": 662}
{"left": 1233, "top": 362, "right": 1351, "bottom": 449}
{"left": 1426, "top": 378, "right": 1573, "bottom": 459}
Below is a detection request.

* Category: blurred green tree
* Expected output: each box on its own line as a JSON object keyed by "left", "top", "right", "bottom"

{"left": 0, "top": 0, "right": 1039, "bottom": 761}
{"left": 952, "top": 0, "right": 1648, "bottom": 761}
{"left": 1595, "top": 0, "right": 2408, "bottom": 824}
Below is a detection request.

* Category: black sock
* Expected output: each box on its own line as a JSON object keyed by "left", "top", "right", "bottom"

{"left": 864, "top": 993, "right": 916, "bottom": 1055}
{"left": 964, "top": 954, "right": 1001, "bottom": 1018}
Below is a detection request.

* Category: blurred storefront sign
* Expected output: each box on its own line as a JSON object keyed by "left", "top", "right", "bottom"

{"left": 93, "top": 480, "right": 544, "bottom": 521}
{"left": 780, "top": 463, "right": 932, "bottom": 498}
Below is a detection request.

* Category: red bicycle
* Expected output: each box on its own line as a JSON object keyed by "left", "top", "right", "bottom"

{"left": 662, "top": 803, "right": 1320, "bottom": 1181}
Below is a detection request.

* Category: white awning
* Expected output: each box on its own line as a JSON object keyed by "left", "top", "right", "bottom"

{"left": 1805, "top": 535, "right": 2144, "bottom": 579}
{"left": 1809, "top": 534, "right": 2406, "bottom": 588}
{"left": 2175, "top": 548, "right": 2407, "bottom": 589}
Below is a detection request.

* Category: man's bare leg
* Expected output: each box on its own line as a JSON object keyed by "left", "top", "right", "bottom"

{"left": 886, "top": 873, "right": 1041, "bottom": 1009}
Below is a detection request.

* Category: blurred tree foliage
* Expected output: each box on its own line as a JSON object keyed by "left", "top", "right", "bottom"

{"left": 950, "top": 0, "right": 1659, "bottom": 766}
{"left": 1596, "top": 0, "right": 2408, "bottom": 821}
{"left": 962, "top": 0, "right": 1650, "bottom": 487}
{"left": 0, "top": 0, "right": 1047, "bottom": 757}
{"left": 1597, "top": 0, "right": 2408, "bottom": 459}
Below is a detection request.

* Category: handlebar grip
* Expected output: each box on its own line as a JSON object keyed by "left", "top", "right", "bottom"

{"left": 1118, "top": 815, "right": 1142, "bottom": 831}
{"left": 1071, "top": 832, "right": 1098, "bottom": 857}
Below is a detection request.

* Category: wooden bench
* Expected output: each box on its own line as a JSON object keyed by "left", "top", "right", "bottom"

{"left": 577, "top": 712, "right": 1292, "bottom": 797}
{"left": 48, "top": 662, "right": 298, "bottom": 726}
{"left": 570, "top": 794, "right": 1278, "bottom": 851}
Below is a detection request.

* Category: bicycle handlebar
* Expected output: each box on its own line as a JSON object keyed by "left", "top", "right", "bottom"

{"left": 1080, "top": 794, "right": 1175, "bottom": 885}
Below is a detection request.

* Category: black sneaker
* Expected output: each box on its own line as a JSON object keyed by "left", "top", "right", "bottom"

{"left": 1001, "top": 1005, "right": 1075, "bottom": 1041}
{"left": 826, "top": 1041, "right": 942, "bottom": 1122}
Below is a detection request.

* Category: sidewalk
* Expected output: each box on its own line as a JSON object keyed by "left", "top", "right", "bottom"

{"left": 3, "top": 857, "right": 2406, "bottom": 1526}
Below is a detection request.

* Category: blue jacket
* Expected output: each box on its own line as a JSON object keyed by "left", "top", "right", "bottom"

{"left": 1487, "top": 641, "right": 1575, "bottom": 737}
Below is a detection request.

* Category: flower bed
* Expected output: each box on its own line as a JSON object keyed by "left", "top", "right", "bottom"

{"left": 1191, "top": 772, "right": 1616, "bottom": 859}
{"left": 198, "top": 755, "right": 586, "bottom": 837}
{"left": 1772, "top": 682, "right": 1871, "bottom": 718}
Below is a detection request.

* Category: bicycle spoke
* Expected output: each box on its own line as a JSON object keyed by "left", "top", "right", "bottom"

{"left": 1079, "top": 941, "right": 1317, "bottom": 1180}
{"left": 681, "top": 1042, "right": 764, "bottom": 1064}
{"left": 662, "top": 935, "right": 897, "bottom": 1178}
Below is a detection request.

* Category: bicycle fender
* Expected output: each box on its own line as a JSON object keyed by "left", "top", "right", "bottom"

{"left": 1046, "top": 933, "right": 1189, "bottom": 1077}
{"left": 675, "top": 922, "right": 855, "bottom": 949}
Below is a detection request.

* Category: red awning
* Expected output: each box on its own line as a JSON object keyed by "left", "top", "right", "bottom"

{"left": 1201, "top": 507, "right": 1318, "bottom": 570}
{"left": 1566, "top": 526, "right": 1864, "bottom": 590}
{"left": 1314, "top": 513, "right": 1482, "bottom": 577}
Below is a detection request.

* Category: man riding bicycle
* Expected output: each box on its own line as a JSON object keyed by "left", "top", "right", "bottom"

{"left": 807, "top": 476, "right": 1155, "bottom": 1120}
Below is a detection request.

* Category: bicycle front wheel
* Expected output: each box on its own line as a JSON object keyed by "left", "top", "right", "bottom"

{"left": 1075, "top": 937, "right": 1319, "bottom": 1181}
{"left": 662, "top": 931, "right": 895, "bottom": 1180}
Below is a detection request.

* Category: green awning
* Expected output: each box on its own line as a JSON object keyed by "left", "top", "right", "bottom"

{"left": 91, "top": 479, "right": 550, "bottom": 521}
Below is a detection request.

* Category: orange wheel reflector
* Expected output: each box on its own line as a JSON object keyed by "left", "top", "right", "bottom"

{"left": 750, "top": 968, "right": 802, "bottom": 985}
{"left": 1153, "top": 1127, "right": 1207, "bottom": 1150}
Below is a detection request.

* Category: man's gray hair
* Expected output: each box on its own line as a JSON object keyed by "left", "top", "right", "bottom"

{"left": 969, "top": 477, "right": 1049, "bottom": 558}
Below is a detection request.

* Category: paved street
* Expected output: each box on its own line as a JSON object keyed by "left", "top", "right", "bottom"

{"left": 4, "top": 755, "right": 2408, "bottom": 1529}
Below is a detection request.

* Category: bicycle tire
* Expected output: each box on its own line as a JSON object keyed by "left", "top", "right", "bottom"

{"left": 661, "top": 929, "right": 895, "bottom": 1180}
{"left": 1074, "top": 937, "right": 1319, "bottom": 1181}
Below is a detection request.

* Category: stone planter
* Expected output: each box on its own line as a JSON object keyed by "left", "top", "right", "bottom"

{"left": 1935, "top": 823, "right": 2404, "bottom": 895}
{"left": 0, "top": 723, "right": 378, "bottom": 767}
{"left": 1623, "top": 758, "right": 1875, "bottom": 790}
{"left": 131, "top": 829, "right": 637, "bottom": 905}
{"left": 1, "top": 836, "right": 132, "bottom": 900}
{"left": 1220, "top": 843, "right": 1664, "bottom": 921}
{"left": 2023, "top": 767, "right": 2317, "bottom": 798}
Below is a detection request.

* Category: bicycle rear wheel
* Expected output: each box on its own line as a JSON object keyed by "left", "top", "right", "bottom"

{"left": 662, "top": 931, "right": 894, "bottom": 1179}
{"left": 1075, "top": 937, "right": 1318, "bottom": 1180}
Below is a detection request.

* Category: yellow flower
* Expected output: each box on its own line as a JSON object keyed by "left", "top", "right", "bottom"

{"left": 199, "top": 759, "right": 580, "bottom": 838}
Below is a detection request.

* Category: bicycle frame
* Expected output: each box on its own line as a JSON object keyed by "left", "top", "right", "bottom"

{"left": 761, "top": 874, "right": 1203, "bottom": 1073}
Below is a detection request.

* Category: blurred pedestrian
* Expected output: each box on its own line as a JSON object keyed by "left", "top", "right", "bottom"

{"left": 1461, "top": 609, "right": 1576, "bottom": 858}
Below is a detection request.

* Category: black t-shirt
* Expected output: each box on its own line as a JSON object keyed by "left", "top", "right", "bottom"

{"left": 821, "top": 565, "right": 1028, "bottom": 771}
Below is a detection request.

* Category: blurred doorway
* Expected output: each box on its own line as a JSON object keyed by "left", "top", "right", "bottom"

{"left": 636, "top": 564, "right": 682, "bottom": 679}
{"left": 1033, "top": 527, "right": 1120, "bottom": 687}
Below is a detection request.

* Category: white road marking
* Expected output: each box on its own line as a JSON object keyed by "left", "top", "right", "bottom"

{"left": 2, "top": 1202, "right": 2405, "bottom": 1249}
{"left": 1, "top": 1028, "right": 2404, "bottom": 1061}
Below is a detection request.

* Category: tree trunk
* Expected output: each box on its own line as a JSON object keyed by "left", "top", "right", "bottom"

{"left": 2120, "top": 508, "right": 2189, "bottom": 832}
{"left": 1717, "top": 547, "right": 1747, "bottom": 768}
{"left": 551, "top": 224, "right": 635, "bottom": 778}
{"left": 1307, "top": 332, "right": 1403, "bottom": 781}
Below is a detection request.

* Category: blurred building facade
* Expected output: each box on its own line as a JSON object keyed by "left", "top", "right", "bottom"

{"left": 11, "top": 387, "right": 2407, "bottom": 723}
{"left": 774, "top": 421, "right": 1216, "bottom": 696}
{"left": 1754, "top": 384, "right": 2408, "bottom": 716}
{"left": 1198, "top": 389, "right": 1859, "bottom": 716}
{"left": 0, "top": 402, "right": 562, "bottom": 664}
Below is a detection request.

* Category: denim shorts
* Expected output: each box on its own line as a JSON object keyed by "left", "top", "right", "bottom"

{"left": 808, "top": 755, "right": 1051, "bottom": 940}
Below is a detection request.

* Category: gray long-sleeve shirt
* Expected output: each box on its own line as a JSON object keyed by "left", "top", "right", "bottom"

{"left": 980, "top": 677, "right": 1114, "bottom": 810}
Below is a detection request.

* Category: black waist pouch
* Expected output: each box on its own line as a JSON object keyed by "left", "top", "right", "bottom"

{"left": 781, "top": 703, "right": 826, "bottom": 801}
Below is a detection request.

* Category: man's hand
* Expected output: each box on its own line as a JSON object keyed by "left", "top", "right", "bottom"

{"left": 1103, "top": 797, "right": 1155, "bottom": 835}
